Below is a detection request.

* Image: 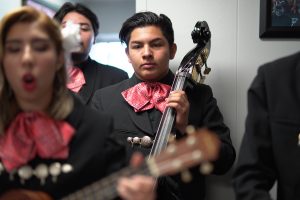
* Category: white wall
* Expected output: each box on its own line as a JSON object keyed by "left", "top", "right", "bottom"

{"left": 0, "top": 0, "right": 21, "bottom": 18}
{"left": 137, "top": 0, "right": 300, "bottom": 199}
{"left": 80, "top": 0, "right": 135, "bottom": 41}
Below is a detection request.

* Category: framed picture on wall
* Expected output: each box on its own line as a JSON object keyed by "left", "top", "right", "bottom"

{"left": 259, "top": 0, "right": 300, "bottom": 38}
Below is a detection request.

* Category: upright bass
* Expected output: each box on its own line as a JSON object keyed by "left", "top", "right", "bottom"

{"left": 149, "top": 20, "right": 212, "bottom": 157}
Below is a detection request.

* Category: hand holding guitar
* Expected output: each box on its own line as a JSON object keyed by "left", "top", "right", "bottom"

{"left": 116, "top": 127, "right": 220, "bottom": 200}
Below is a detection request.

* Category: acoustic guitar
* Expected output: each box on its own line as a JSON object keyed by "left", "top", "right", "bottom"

{"left": 0, "top": 127, "right": 220, "bottom": 200}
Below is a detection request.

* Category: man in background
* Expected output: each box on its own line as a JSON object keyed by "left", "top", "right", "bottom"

{"left": 54, "top": 2, "right": 128, "bottom": 105}
{"left": 233, "top": 51, "right": 300, "bottom": 199}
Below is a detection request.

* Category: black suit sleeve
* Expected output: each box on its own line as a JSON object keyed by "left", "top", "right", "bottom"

{"left": 233, "top": 67, "right": 275, "bottom": 200}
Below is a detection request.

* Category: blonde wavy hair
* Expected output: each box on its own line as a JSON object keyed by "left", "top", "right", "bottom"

{"left": 0, "top": 6, "right": 73, "bottom": 133}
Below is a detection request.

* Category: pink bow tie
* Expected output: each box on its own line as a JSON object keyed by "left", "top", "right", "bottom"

{"left": 0, "top": 112, "right": 75, "bottom": 172}
{"left": 122, "top": 82, "right": 171, "bottom": 113}
{"left": 67, "top": 66, "right": 86, "bottom": 93}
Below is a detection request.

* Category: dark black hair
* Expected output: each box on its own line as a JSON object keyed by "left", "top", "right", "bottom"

{"left": 53, "top": 2, "right": 99, "bottom": 37}
{"left": 119, "top": 11, "right": 174, "bottom": 47}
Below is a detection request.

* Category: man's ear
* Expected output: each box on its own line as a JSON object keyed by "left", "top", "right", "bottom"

{"left": 125, "top": 47, "right": 132, "bottom": 63}
{"left": 170, "top": 43, "right": 177, "bottom": 59}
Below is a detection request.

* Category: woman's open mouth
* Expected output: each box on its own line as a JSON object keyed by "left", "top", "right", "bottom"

{"left": 22, "top": 73, "right": 36, "bottom": 92}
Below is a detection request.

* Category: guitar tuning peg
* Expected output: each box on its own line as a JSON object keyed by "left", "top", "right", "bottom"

{"left": 166, "top": 143, "right": 177, "bottom": 154}
{"left": 199, "top": 162, "right": 213, "bottom": 175}
{"left": 181, "top": 169, "right": 193, "bottom": 183}
{"left": 203, "top": 60, "right": 211, "bottom": 75}
{"left": 185, "top": 125, "right": 196, "bottom": 135}
{"left": 199, "top": 77, "right": 206, "bottom": 84}
{"left": 168, "top": 133, "right": 176, "bottom": 143}
{"left": 204, "top": 67, "right": 211, "bottom": 75}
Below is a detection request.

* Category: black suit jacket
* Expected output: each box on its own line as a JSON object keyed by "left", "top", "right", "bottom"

{"left": 92, "top": 71, "right": 236, "bottom": 200}
{"left": 233, "top": 51, "right": 300, "bottom": 200}
{"left": 76, "top": 57, "right": 128, "bottom": 105}
{"left": 0, "top": 95, "right": 127, "bottom": 199}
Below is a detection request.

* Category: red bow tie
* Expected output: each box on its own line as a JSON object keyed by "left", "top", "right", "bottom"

{"left": 122, "top": 82, "right": 171, "bottom": 113}
{"left": 0, "top": 112, "right": 75, "bottom": 172}
{"left": 67, "top": 66, "right": 86, "bottom": 93}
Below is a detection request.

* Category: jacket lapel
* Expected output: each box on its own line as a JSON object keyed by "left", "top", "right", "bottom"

{"left": 79, "top": 62, "right": 97, "bottom": 105}
{"left": 123, "top": 78, "right": 155, "bottom": 135}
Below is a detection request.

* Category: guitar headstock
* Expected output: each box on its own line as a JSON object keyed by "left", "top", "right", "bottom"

{"left": 147, "top": 127, "right": 220, "bottom": 180}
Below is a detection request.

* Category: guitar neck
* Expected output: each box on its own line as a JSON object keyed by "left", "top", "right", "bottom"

{"left": 61, "top": 129, "right": 219, "bottom": 200}
{"left": 61, "top": 164, "right": 151, "bottom": 200}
